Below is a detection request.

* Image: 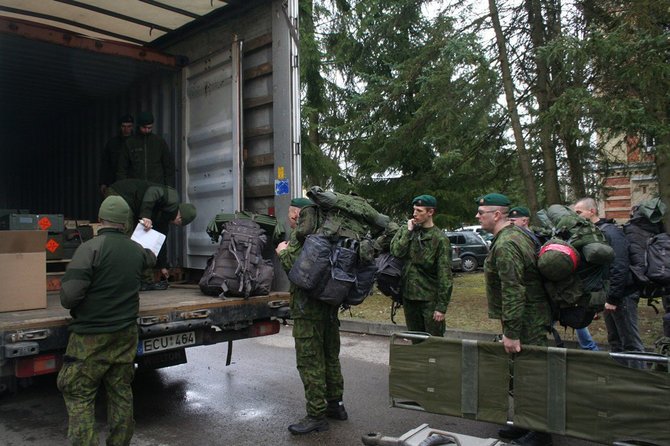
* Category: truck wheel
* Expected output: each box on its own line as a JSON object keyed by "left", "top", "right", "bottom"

{"left": 0, "top": 376, "right": 18, "bottom": 395}
{"left": 460, "top": 255, "right": 478, "bottom": 272}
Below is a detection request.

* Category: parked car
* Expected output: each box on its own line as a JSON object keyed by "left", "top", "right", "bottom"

{"left": 456, "top": 225, "right": 493, "bottom": 246}
{"left": 445, "top": 230, "right": 489, "bottom": 272}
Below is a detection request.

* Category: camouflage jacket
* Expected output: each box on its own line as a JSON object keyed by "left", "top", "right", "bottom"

{"left": 484, "top": 224, "right": 551, "bottom": 340}
{"left": 60, "top": 228, "right": 156, "bottom": 334}
{"left": 390, "top": 225, "right": 453, "bottom": 313}
{"left": 278, "top": 206, "right": 338, "bottom": 321}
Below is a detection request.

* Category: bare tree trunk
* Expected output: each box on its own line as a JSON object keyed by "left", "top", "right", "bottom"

{"left": 525, "top": 0, "right": 562, "bottom": 205}
{"left": 488, "top": 0, "right": 539, "bottom": 212}
{"left": 563, "top": 137, "right": 586, "bottom": 199}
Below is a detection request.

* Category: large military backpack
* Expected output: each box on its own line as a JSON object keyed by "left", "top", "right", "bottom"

{"left": 307, "top": 186, "right": 389, "bottom": 244}
{"left": 536, "top": 205, "right": 614, "bottom": 328}
{"left": 375, "top": 252, "right": 404, "bottom": 304}
{"left": 199, "top": 219, "right": 274, "bottom": 298}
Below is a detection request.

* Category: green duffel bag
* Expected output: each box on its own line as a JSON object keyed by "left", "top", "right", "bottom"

{"left": 582, "top": 242, "right": 615, "bottom": 265}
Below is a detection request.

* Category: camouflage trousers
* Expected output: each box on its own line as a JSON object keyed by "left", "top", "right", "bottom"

{"left": 403, "top": 299, "right": 445, "bottom": 337}
{"left": 293, "top": 318, "right": 344, "bottom": 417}
{"left": 57, "top": 325, "right": 137, "bottom": 446}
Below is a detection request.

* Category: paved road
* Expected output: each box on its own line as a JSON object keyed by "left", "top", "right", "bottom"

{"left": 0, "top": 326, "right": 600, "bottom": 445}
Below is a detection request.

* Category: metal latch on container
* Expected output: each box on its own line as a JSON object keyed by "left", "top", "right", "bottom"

{"left": 179, "top": 309, "right": 210, "bottom": 320}
{"left": 268, "top": 300, "right": 289, "bottom": 309}
{"left": 8, "top": 329, "right": 50, "bottom": 343}
{"left": 138, "top": 314, "right": 170, "bottom": 326}
{"left": 4, "top": 342, "right": 39, "bottom": 359}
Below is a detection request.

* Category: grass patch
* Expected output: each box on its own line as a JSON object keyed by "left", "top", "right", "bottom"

{"left": 341, "top": 271, "right": 665, "bottom": 348}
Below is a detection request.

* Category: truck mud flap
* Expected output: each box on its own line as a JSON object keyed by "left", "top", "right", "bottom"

{"left": 136, "top": 348, "right": 187, "bottom": 370}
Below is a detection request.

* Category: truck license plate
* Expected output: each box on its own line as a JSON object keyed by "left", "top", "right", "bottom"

{"left": 138, "top": 331, "right": 196, "bottom": 355}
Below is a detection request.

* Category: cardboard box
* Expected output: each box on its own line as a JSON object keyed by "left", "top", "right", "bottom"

{"left": 0, "top": 214, "right": 65, "bottom": 232}
{"left": 0, "top": 231, "right": 47, "bottom": 312}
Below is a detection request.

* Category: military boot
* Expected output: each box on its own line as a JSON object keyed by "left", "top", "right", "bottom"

{"left": 510, "top": 431, "right": 553, "bottom": 446}
{"left": 288, "top": 415, "right": 329, "bottom": 435}
{"left": 325, "top": 399, "right": 348, "bottom": 420}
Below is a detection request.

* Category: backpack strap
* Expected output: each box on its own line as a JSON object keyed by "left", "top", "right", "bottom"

{"left": 518, "top": 226, "right": 543, "bottom": 254}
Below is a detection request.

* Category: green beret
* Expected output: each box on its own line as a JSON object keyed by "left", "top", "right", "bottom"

{"left": 290, "top": 197, "right": 313, "bottom": 208}
{"left": 412, "top": 194, "right": 437, "bottom": 208}
{"left": 178, "top": 203, "right": 197, "bottom": 226}
{"left": 509, "top": 206, "right": 530, "bottom": 218}
{"left": 137, "top": 111, "right": 154, "bottom": 126}
{"left": 476, "top": 193, "right": 511, "bottom": 207}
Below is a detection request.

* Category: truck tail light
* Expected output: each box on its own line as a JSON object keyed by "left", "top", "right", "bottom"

{"left": 15, "top": 354, "right": 62, "bottom": 378}
{"left": 249, "top": 320, "right": 280, "bottom": 338}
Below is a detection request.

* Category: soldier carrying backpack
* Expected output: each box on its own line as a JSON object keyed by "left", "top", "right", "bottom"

{"left": 535, "top": 204, "right": 615, "bottom": 329}
{"left": 623, "top": 197, "right": 670, "bottom": 337}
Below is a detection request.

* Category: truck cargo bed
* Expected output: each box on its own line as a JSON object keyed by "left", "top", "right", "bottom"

{"left": 0, "top": 286, "right": 290, "bottom": 331}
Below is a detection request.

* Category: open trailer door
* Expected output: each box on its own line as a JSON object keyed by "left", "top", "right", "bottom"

{"left": 181, "top": 41, "right": 243, "bottom": 269}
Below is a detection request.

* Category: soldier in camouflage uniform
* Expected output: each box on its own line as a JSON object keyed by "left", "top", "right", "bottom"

{"left": 57, "top": 196, "right": 156, "bottom": 446}
{"left": 476, "top": 193, "right": 552, "bottom": 446}
{"left": 275, "top": 198, "right": 347, "bottom": 435}
{"left": 390, "top": 195, "right": 453, "bottom": 337}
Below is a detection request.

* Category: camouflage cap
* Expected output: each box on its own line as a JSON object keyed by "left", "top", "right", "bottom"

{"left": 412, "top": 194, "right": 437, "bottom": 208}
{"left": 509, "top": 206, "right": 530, "bottom": 218}
{"left": 476, "top": 193, "right": 511, "bottom": 207}
{"left": 290, "top": 197, "right": 313, "bottom": 208}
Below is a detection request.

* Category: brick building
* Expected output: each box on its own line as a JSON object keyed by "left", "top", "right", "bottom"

{"left": 600, "top": 135, "right": 658, "bottom": 223}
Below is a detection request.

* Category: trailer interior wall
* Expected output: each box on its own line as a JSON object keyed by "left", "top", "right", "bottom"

{"left": 0, "top": 34, "right": 180, "bottom": 221}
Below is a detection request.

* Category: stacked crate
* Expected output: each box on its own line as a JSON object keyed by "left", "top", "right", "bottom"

{"left": 0, "top": 212, "right": 94, "bottom": 291}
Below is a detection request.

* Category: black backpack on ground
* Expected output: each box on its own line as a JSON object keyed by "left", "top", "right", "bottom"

{"left": 199, "top": 219, "right": 274, "bottom": 298}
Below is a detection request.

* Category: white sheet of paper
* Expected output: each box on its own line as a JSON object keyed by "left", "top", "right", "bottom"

{"left": 130, "top": 223, "right": 166, "bottom": 257}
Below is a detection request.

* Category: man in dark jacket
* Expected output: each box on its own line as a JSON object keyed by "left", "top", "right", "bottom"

{"left": 117, "top": 111, "right": 175, "bottom": 187}
{"left": 107, "top": 179, "right": 196, "bottom": 288}
{"left": 574, "top": 198, "right": 645, "bottom": 356}
{"left": 624, "top": 198, "right": 670, "bottom": 337}
{"left": 99, "top": 114, "right": 133, "bottom": 196}
{"left": 58, "top": 196, "right": 156, "bottom": 445}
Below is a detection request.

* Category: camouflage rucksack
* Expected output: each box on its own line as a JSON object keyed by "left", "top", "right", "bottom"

{"left": 199, "top": 219, "right": 274, "bottom": 298}
{"left": 307, "top": 186, "right": 389, "bottom": 244}
{"left": 536, "top": 205, "right": 614, "bottom": 328}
